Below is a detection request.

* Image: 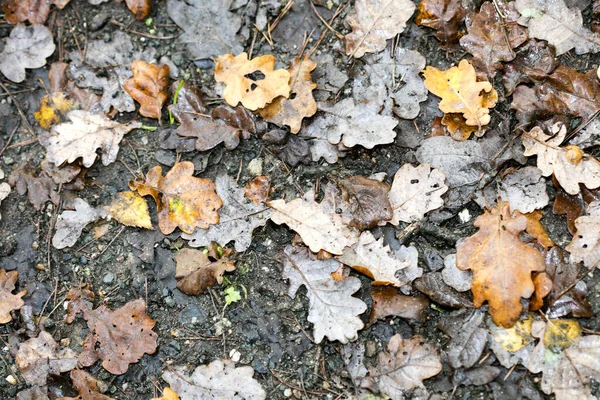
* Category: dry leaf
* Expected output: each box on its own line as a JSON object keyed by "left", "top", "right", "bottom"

{"left": 162, "top": 360, "right": 266, "bottom": 400}
{"left": 490, "top": 314, "right": 534, "bottom": 353}
{"left": 58, "top": 370, "right": 115, "bottom": 400}
{"left": 214, "top": 52, "right": 290, "bottom": 111}
{"left": 130, "top": 162, "right": 222, "bottom": 235}
{"left": 345, "top": 0, "right": 416, "bottom": 58}
{"left": 566, "top": 201, "right": 600, "bottom": 269}
{"left": 518, "top": 209, "right": 555, "bottom": 249}
{"left": 0, "top": 172, "right": 10, "bottom": 221}
{"left": 367, "top": 286, "right": 429, "bottom": 328}
{"left": 530, "top": 272, "right": 552, "bottom": 311}
{"left": 244, "top": 176, "right": 271, "bottom": 206}
{"left": 257, "top": 56, "right": 317, "bottom": 133}
{"left": 416, "top": 0, "right": 467, "bottom": 46}
{"left": 8, "top": 165, "right": 59, "bottom": 211}
{"left": 152, "top": 388, "right": 179, "bottom": 400}
{"left": 0, "top": 24, "right": 56, "bottom": 83}
{"left": 35, "top": 92, "right": 76, "bottom": 130}
{"left": 441, "top": 254, "right": 472, "bottom": 292}
{"left": 388, "top": 163, "right": 448, "bottom": 224}
{"left": 175, "top": 247, "right": 236, "bottom": 296}
{"left": 15, "top": 331, "right": 78, "bottom": 386}
{"left": 423, "top": 59, "right": 497, "bottom": 128}
{"left": 52, "top": 198, "right": 105, "bottom": 249}
{"left": 414, "top": 272, "right": 474, "bottom": 308}
{"left": 456, "top": 202, "right": 546, "bottom": 328}
{"left": 106, "top": 191, "right": 153, "bottom": 230}
{"left": 0, "top": 269, "right": 25, "bottom": 324}
{"left": 66, "top": 298, "right": 157, "bottom": 375}
{"left": 125, "top": 0, "right": 151, "bottom": 20}
{"left": 339, "top": 176, "right": 392, "bottom": 230}
{"left": 123, "top": 60, "right": 169, "bottom": 119}
{"left": 523, "top": 123, "right": 600, "bottom": 195}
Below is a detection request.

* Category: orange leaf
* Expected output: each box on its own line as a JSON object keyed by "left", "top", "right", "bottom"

{"left": 124, "top": 60, "right": 170, "bottom": 120}
{"left": 125, "top": 0, "right": 151, "bottom": 21}
{"left": 58, "top": 369, "right": 115, "bottom": 400}
{"left": 0, "top": 270, "right": 25, "bottom": 324}
{"left": 175, "top": 246, "right": 236, "bottom": 295}
{"left": 243, "top": 175, "right": 271, "bottom": 206}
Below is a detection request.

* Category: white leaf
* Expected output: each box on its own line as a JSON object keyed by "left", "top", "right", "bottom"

{"left": 566, "top": 201, "right": 600, "bottom": 269}
{"left": 0, "top": 24, "right": 55, "bottom": 83}
{"left": 441, "top": 254, "right": 472, "bottom": 292}
{"left": 52, "top": 198, "right": 104, "bottom": 249}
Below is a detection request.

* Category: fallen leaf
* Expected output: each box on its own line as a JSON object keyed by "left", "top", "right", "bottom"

{"left": 423, "top": 59, "right": 498, "bottom": 128}
{"left": 41, "top": 110, "right": 142, "bottom": 168}
{"left": 282, "top": 245, "right": 367, "bottom": 343}
{"left": 16, "top": 386, "right": 50, "bottom": 400}
{"left": 34, "top": 91, "right": 76, "bottom": 130}
{"left": 15, "top": 331, "right": 78, "bottom": 386}
{"left": 342, "top": 342, "right": 368, "bottom": 385}
{"left": 2, "top": 0, "right": 70, "bottom": 25}
{"left": 453, "top": 365, "right": 501, "bottom": 388}
{"left": 0, "top": 269, "right": 25, "bottom": 324}
{"left": 64, "top": 285, "right": 94, "bottom": 324}
{"left": 125, "top": 0, "right": 151, "bottom": 20}
{"left": 529, "top": 272, "right": 552, "bottom": 311}
{"left": 130, "top": 161, "right": 222, "bottom": 235}
{"left": 339, "top": 176, "right": 392, "bottom": 230}
{"left": 269, "top": 184, "right": 360, "bottom": 255}
{"left": 66, "top": 298, "right": 158, "bottom": 375}
{"left": 0, "top": 24, "right": 56, "bottom": 83}
{"left": 413, "top": 272, "right": 474, "bottom": 308}
{"left": 181, "top": 175, "right": 271, "bottom": 252}
{"left": 58, "top": 369, "right": 115, "bottom": 400}
{"left": 388, "top": 163, "right": 448, "bottom": 224}
{"left": 123, "top": 60, "right": 169, "bottom": 120}
{"left": 456, "top": 202, "right": 546, "bottom": 327}
{"left": 490, "top": 314, "right": 534, "bottom": 353}
{"left": 459, "top": 1, "right": 528, "bottom": 76}
{"left": 439, "top": 112, "right": 478, "bottom": 141}
{"left": 566, "top": 201, "right": 600, "bottom": 269}
{"left": 553, "top": 179, "right": 600, "bottom": 235}
{"left": 106, "top": 191, "right": 153, "bottom": 230}
{"left": 345, "top": 0, "right": 416, "bottom": 58}
{"left": 257, "top": 56, "right": 317, "bottom": 133}
{"left": 367, "top": 286, "right": 429, "bottom": 327}
{"left": 244, "top": 176, "right": 271, "bottom": 206}
{"left": 175, "top": 246, "right": 236, "bottom": 296}
{"left": 494, "top": 166, "right": 549, "bottom": 214}
{"left": 214, "top": 52, "right": 291, "bottom": 111}
{"left": 162, "top": 359, "right": 266, "bottom": 400}
{"left": 523, "top": 123, "right": 600, "bottom": 195}
{"left": 0, "top": 170, "right": 10, "bottom": 221}
{"left": 8, "top": 165, "right": 59, "bottom": 211}
{"left": 518, "top": 210, "right": 555, "bottom": 249}
{"left": 415, "top": 0, "right": 467, "bottom": 46}
{"left": 363, "top": 335, "right": 442, "bottom": 398}
{"left": 152, "top": 388, "right": 179, "bottom": 400}
{"left": 441, "top": 254, "right": 472, "bottom": 292}
{"left": 437, "top": 309, "right": 487, "bottom": 369}
{"left": 337, "top": 231, "right": 422, "bottom": 286}
{"left": 52, "top": 199, "right": 105, "bottom": 249}
{"left": 502, "top": 39, "right": 558, "bottom": 95}
{"left": 515, "top": 0, "right": 600, "bottom": 55}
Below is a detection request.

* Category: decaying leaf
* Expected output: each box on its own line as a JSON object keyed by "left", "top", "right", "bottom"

{"left": 244, "top": 176, "right": 271, "bottom": 206}
{"left": 175, "top": 246, "right": 236, "bottom": 296}
{"left": 106, "top": 191, "right": 153, "bottom": 230}
{"left": 363, "top": 335, "right": 442, "bottom": 398}
{"left": 282, "top": 245, "right": 367, "bottom": 343}
{"left": 441, "top": 254, "right": 472, "bottom": 292}
{"left": 367, "top": 286, "right": 429, "bottom": 327}
{"left": 125, "top": 0, "right": 151, "bottom": 20}
{"left": 123, "top": 60, "right": 169, "bottom": 120}
{"left": 523, "top": 124, "right": 600, "bottom": 195}
{"left": 497, "top": 166, "right": 549, "bottom": 214}
{"left": 414, "top": 272, "right": 474, "bottom": 308}
{"left": 437, "top": 309, "right": 487, "bottom": 369}
{"left": 516, "top": 0, "right": 600, "bottom": 55}
{"left": 15, "top": 331, "right": 78, "bottom": 386}
{"left": 415, "top": 0, "right": 467, "bottom": 46}
{"left": 58, "top": 369, "right": 115, "bottom": 400}
{"left": 215, "top": 53, "right": 291, "bottom": 111}
{"left": 2, "top": 0, "right": 71, "bottom": 24}
{"left": 423, "top": 59, "right": 498, "bottom": 129}
{"left": 566, "top": 201, "right": 600, "bottom": 269}
{"left": 8, "top": 165, "right": 59, "bottom": 211}
{"left": 456, "top": 202, "right": 547, "bottom": 328}
{"left": 345, "top": 0, "right": 416, "bottom": 58}
{"left": 502, "top": 39, "right": 558, "bottom": 95}
{"left": 182, "top": 175, "right": 271, "bottom": 252}
{"left": 152, "top": 388, "right": 179, "bottom": 400}
{"left": 130, "top": 162, "right": 222, "bottom": 235}
{"left": 52, "top": 199, "right": 105, "bottom": 249}
{"left": 388, "top": 163, "right": 448, "bottom": 224}
{"left": 66, "top": 297, "right": 157, "bottom": 375}
{"left": 490, "top": 314, "right": 535, "bottom": 353}
{"left": 0, "top": 24, "right": 56, "bottom": 83}
{"left": 258, "top": 57, "right": 317, "bottom": 133}
{"left": 270, "top": 184, "right": 360, "bottom": 255}
{"left": 42, "top": 110, "right": 142, "bottom": 168}
{"left": 162, "top": 359, "right": 266, "bottom": 400}
{"left": 0, "top": 170, "right": 10, "bottom": 221}
{"left": 34, "top": 91, "right": 76, "bottom": 130}
{"left": 339, "top": 176, "right": 392, "bottom": 230}
{"left": 337, "top": 232, "right": 422, "bottom": 286}
{"left": 0, "top": 269, "right": 25, "bottom": 324}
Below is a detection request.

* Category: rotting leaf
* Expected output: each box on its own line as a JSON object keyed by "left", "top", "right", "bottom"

{"left": 125, "top": 0, "right": 151, "bottom": 20}
{"left": 58, "top": 369, "right": 115, "bottom": 400}
{"left": 0, "top": 269, "right": 25, "bottom": 324}
{"left": 175, "top": 246, "right": 236, "bottom": 296}
{"left": 413, "top": 272, "right": 474, "bottom": 308}
{"left": 0, "top": 24, "right": 56, "bottom": 83}
{"left": 52, "top": 198, "right": 105, "bottom": 249}
{"left": 339, "top": 176, "right": 392, "bottom": 230}
{"left": 8, "top": 165, "right": 60, "bottom": 211}
{"left": 367, "top": 286, "right": 429, "bottom": 328}
{"left": 123, "top": 60, "right": 170, "bottom": 120}
{"left": 34, "top": 87, "right": 77, "bottom": 130}
{"left": 244, "top": 176, "right": 271, "bottom": 206}
{"left": 345, "top": 0, "right": 416, "bottom": 58}
{"left": 490, "top": 314, "right": 534, "bottom": 353}
{"left": 152, "top": 388, "right": 179, "bottom": 400}
{"left": 214, "top": 52, "right": 291, "bottom": 111}
{"left": 106, "top": 191, "right": 153, "bottom": 230}
{"left": 415, "top": 0, "right": 467, "bottom": 46}
{"left": 502, "top": 39, "right": 558, "bottom": 95}
{"left": 437, "top": 309, "right": 487, "bottom": 369}
{"left": 130, "top": 161, "right": 222, "bottom": 235}
{"left": 566, "top": 201, "right": 600, "bottom": 269}
{"left": 2, "top": 0, "right": 71, "bottom": 24}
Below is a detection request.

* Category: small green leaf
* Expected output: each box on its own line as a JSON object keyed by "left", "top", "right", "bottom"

{"left": 140, "top": 125, "right": 158, "bottom": 131}
{"left": 145, "top": 17, "right": 153, "bottom": 26}
{"left": 224, "top": 286, "right": 241, "bottom": 305}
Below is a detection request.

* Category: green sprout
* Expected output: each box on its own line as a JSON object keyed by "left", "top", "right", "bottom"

{"left": 169, "top": 80, "right": 185, "bottom": 124}
{"left": 140, "top": 125, "right": 158, "bottom": 131}
{"left": 224, "top": 286, "right": 241, "bottom": 305}
{"left": 145, "top": 17, "right": 153, "bottom": 26}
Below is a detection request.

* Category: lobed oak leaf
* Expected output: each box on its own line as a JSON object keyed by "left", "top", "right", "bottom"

{"left": 34, "top": 92, "right": 77, "bottom": 130}
{"left": 345, "top": 0, "right": 416, "bottom": 58}
{"left": 339, "top": 176, "right": 392, "bottom": 230}
{"left": 0, "top": 269, "right": 25, "bottom": 324}
{"left": 52, "top": 198, "right": 105, "bottom": 249}
{"left": 2, "top": 0, "right": 71, "bottom": 24}
{"left": 415, "top": 0, "right": 467, "bottom": 46}
{"left": 125, "top": 0, "right": 151, "bottom": 21}
{"left": 58, "top": 370, "right": 115, "bottom": 400}
{"left": 152, "top": 388, "right": 179, "bottom": 400}
{"left": 174, "top": 246, "right": 236, "bottom": 296}
{"left": 456, "top": 202, "right": 547, "bottom": 327}
{"left": 106, "top": 191, "right": 153, "bottom": 230}
{"left": 413, "top": 272, "right": 474, "bottom": 308}
{"left": 123, "top": 60, "right": 169, "bottom": 120}
{"left": 130, "top": 162, "right": 222, "bottom": 235}
{"left": 214, "top": 52, "right": 290, "bottom": 111}
{"left": 8, "top": 165, "right": 60, "bottom": 211}
{"left": 65, "top": 285, "right": 94, "bottom": 324}
{"left": 490, "top": 314, "right": 535, "bottom": 353}
{"left": 0, "top": 24, "right": 56, "bottom": 83}
{"left": 502, "top": 39, "right": 558, "bottom": 95}
{"left": 257, "top": 56, "right": 317, "bottom": 133}
{"left": 566, "top": 201, "right": 600, "bottom": 269}
{"left": 437, "top": 309, "right": 487, "bottom": 369}
{"left": 367, "top": 286, "right": 429, "bottom": 328}
{"left": 423, "top": 59, "right": 497, "bottom": 128}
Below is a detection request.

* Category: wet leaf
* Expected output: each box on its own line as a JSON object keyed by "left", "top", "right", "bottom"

{"left": 566, "top": 201, "right": 600, "bottom": 269}
{"left": 416, "top": 0, "right": 467, "bottom": 46}
{"left": 8, "top": 165, "right": 59, "bottom": 211}
{"left": 530, "top": 272, "right": 553, "bottom": 311}
{"left": 152, "top": 388, "right": 179, "bottom": 400}
{"left": 490, "top": 314, "right": 534, "bottom": 353}
{"left": 175, "top": 246, "right": 236, "bottom": 296}
{"left": 34, "top": 91, "right": 76, "bottom": 130}
{"left": 106, "top": 191, "right": 153, "bottom": 230}
{"left": 162, "top": 359, "right": 266, "bottom": 400}
{"left": 58, "top": 370, "right": 115, "bottom": 400}
{"left": 0, "top": 170, "right": 10, "bottom": 221}
{"left": 123, "top": 60, "right": 169, "bottom": 120}
{"left": 215, "top": 52, "right": 290, "bottom": 111}
{"left": 502, "top": 39, "right": 558, "bottom": 95}
{"left": 339, "top": 176, "right": 392, "bottom": 230}
{"left": 489, "top": 166, "right": 549, "bottom": 214}
{"left": 125, "top": 0, "right": 151, "bottom": 20}
{"left": 130, "top": 161, "right": 222, "bottom": 235}
{"left": 456, "top": 202, "right": 546, "bottom": 327}
{"left": 0, "top": 269, "right": 25, "bottom": 324}
{"left": 414, "top": 272, "right": 474, "bottom": 308}
{"left": 345, "top": 0, "right": 416, "bottom": 58}
{"left": 441, "top": 254, "right": 472, "bottom": 292}
{"left": 2, "top": 0, "right": 70, "bottom": 24}
{"left": 52, "top": 199, "right": 105, "bottom": 249}
{"left": 367, "top": 286, "right": 429, "bottom": 327}
{"left": 282, "top": 245, "right": 367, "bottom": 343}
{"left": 553, "top": 181, "right": 600, "bottom": 234}
{"left": 0, "top": 24, "right": 56, "bottom": 83}
{"left": 437, "top": 309, "right": 487, "bottom": 369}
{"left": 244, "top": 176, "right": 271, "bottom": 206}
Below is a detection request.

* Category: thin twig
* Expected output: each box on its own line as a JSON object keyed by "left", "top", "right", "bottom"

{"left": 0, "top": 81, "right": 35, "bottom": 136}
{"left": 109, "top": 19, "right": 179, "bottom": 40}
{"left": 99, "top": 226, "right": 126, "bottom": 257}
{"left": 0, "top": 123, "right": 20, "bottom": 158}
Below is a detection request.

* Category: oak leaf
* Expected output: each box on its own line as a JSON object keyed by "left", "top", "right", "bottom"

{"left": 2, "top": 0, "right": 70, "bottom": 24}
{"left": 413, "top": 272, "right": 474, "bottom": 309}
{"left": 175, "top": 246, "right": 236, "bottom": 296}
{"left": 423, "top": 59, "right": 497, "bottom": 128}
{"left": 0, "top": 170, "right": 10, "bottom": 221}
{"left": 34, "top": 92, "right": 76, "bottom": 130}
{"left": 339, "top": 176, "right": 392, "bottom": 230}
{"left": 58, "top": 370, "right": 115, "bottom": 400}
{"left": 437, "top": 309, "right": 487, "bottom": 369}
{"left": 0, "top": 24, "right": 56, "bottom": 83}
{"left": 0, "top": 269, "right": 25, "bottom": 324}
{"left": 367, "top": 286, "right": 429, "bottom": 328}
{"left": 152, "top": 388, "right": 179, "bottom": 400}
{"left": 106, "top": 191, "right": 153, "bottom": 230}
{"left": 52, "top": 199, "right": 105, "bottom": 249}
{"left": 345, "top": 0, "right": 416, "bottom": 58}
{"left": 257, "top": 56, "right": 317, "bottom": 133}
{"left": 415, "top": 0, "right": 467, "bottom": 46}
{"left": 502, "top": 39, "right": 558, "bottom": 95}
{"left": 125, "top": 0, "right": 151, "bottom": 20}
{"left": 130, "top": 162, "right": 222, "bottom": 235}
{"left": 456, "top": 202, "right": 547, "bottom": 327}
{"left": 123, "top": 60, "right": 169, "bottom": 119}
{"left": 8, "top": 165, "right": 59, "bottom": 211}
{"left": 244, "top": 175, "right": 271, "bottom": 206}
{"left": 214, "top": 53, "right": 290, "bottom": 111}
{"left": 566, "top": 201, "right": 600, "bottom": 269}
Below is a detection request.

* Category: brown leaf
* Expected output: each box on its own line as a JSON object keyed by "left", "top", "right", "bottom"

{"left": 8, "top": 165, "right": 59, "bottom": 211}
{"left": 529, "top": 272, "right": 552, "bottom": 311}
{"left": 459, "top": 2, "right": 528, "bottom": 76}
{"left": 257, "top": 57, "right": 317, "bottom": 133}
{"left": 502, "top": 39, "right": 558, "bottom": 95}
{"left": 0, "top": 269, "right": 25, "bottom": 324}
{"left": 175, "top": 246, "right": 236, "bottom": 295}
{"left": 212, "top": 105, "right": 257, "bottom": 137}
{"left": 123, "top": 60, "right": 169, "bottom": 120}
{"left": 566, "top": 201, "right": 600, "bottom": 269}
{"left": 66, "top": 298, "right": 158, "bottom": 375}
{"left": 2, "top": 0, "right": 69, "bottom": 24}
{"left": 151, "top": 388, "right": 179, "bottom": 400}
{"left": 416, "top": 0, "right": 467, "bottom": 46}
{"left": 440, "top": 113, "right": 478, "bottom": 141}
{"left": 339, "top": 176, "right": 392, "bottom": 230}
{"left": 553, "top": 182, "right": 600, "bottom": 234}
{"left": 517, "top": 210, "right": 555, "bottom": 249}
{"left": 130, "top": 161, "right": 222, "bottom": 235}
{"left": 367, "top": 286, "right": 429, "bottom": 328}
{"left": 58, "top": 370, "right": 115, "bottom": 400}
{"left": 244, "top": 176, "right": 271, "bottom": 206}
{"left": 413, "top": 272, "right": 474, "bottom": 308}
{"left": 65, "top": 285, "right": 94, "bottom": 324}
{"left": 125, "top": 0, "right": 151, "bottom": 21}
{"left": 456, "top": 202, "right": 546, "bottom": 327}
{"left": 214, "top": 52, "right": 290, "bottom": 111}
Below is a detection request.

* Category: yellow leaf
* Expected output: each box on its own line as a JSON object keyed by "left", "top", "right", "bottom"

{"left": 543, "top": 319, "right": 582, "bottom": 351}
{"left": 491, "top": 315, "right": 534, "bottom": 352}
{"left": 107, "top": 191, "right": 153, "bottom": 230}
{"left": 152, "top": 387, "right": 179, "bottom": 400}
{"left": 34, "top": 92, "right": 76, "bottom": 130}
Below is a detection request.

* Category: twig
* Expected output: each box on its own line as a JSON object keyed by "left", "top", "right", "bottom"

{"left": 0, "top": 81, "right": 35, "bottom": 136}
{"left": 307, "top": 2, "right": 347, "bottom": 58}
{"left": 0, "top": 122, "right": 20, "bottom": 158}
{"left": 310, "top": 1, "right": 343, "bottom": 39}
{"left": 5, "top": 137, "right": 38, "bottom": 150}
{"left": 99, "top": 226, "right": 126, "bottom": 257}
{"left": 109, "top": 19, "right": 179, "bottom": 40}
{"left": 270, "top": 370, "right": 332, "bottom": 396}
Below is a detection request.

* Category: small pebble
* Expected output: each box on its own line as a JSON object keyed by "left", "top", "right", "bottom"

{"left": 247, "top": 158, "right": 263, "bottom": 176}
{"left": 5, "top": 375, "right": 16, "bottom": 385}
{"left": 31, "top": 241, "right": 39, "bottom": 250}
{"left": 35, "top": 264, "right": 45, "bottom": 271}
{"left": 229, "top": 349, "right": 241, "bottom": 363}
{"left": 60, "top": 338, "right": 70, "bottom": 347}
{"left": 103, "top": 272, "right": 115, "bottom": 284}
{"left": 283, "top": 388, "right": 292, "bottom": 397}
